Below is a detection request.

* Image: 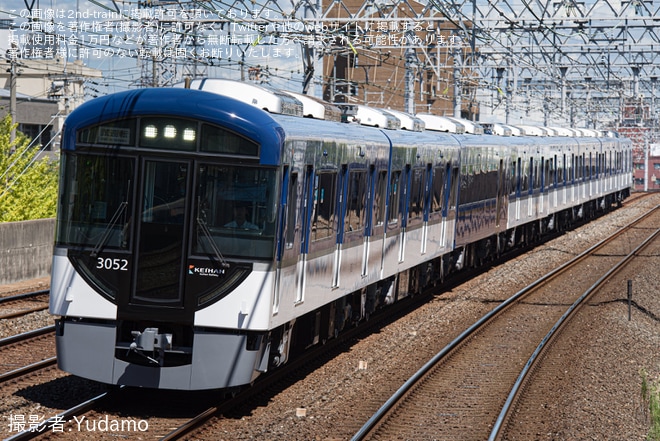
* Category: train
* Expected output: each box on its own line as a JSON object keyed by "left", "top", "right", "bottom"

{"left": 49, "top": 79, "right": 632, "bottom": 390}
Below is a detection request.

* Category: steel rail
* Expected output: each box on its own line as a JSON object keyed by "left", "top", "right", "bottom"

{"left": 0, "top": 357, "right": 57, "bottom": 384}
{"left": 0, "top": 326, "right": 55, "bottom": 347}
{"left": 0, "top": 290, "right": 49, "bottom": 304}
{"left": 488, "top": 226, "right": 660, "bottom": 441}
{"left": 350, "top": 204, "right": 659, "bottom": 441}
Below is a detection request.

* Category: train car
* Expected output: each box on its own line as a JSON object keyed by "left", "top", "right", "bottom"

{"left": 49, "top": 80, "right": 632, "bottom": 390}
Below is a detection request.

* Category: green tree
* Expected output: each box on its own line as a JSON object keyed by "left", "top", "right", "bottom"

{"left": 0, "top": 115, "right": 59, "bottom": 221}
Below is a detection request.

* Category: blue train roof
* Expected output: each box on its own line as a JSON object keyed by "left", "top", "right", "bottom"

{"left": 61, "top": 88, "right": 285, "bottom": 162}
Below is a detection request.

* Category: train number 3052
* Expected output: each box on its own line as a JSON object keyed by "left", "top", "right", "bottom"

{"left": 96, "top": 257, "right": 129, "bottom": 271}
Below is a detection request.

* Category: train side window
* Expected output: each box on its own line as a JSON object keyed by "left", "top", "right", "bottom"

{"left": 311, "top": 171, "right": 338, "bottom": 241}
{"left": 344, "top": 170, "right": 367, "bottom": 233}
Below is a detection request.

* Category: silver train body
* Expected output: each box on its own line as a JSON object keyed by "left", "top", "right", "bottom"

{"left": 49, "top": 80, "right": 633, "bottom": 390}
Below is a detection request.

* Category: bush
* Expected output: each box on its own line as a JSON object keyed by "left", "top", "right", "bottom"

{"left": 0, "top": 115, "right": 58, "bottom": 222}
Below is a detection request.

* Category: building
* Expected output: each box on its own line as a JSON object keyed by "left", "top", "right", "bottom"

{"left": 0, "top": 18, "right": 102, "bottom": 152}
{"left": 0, "top": 88, "right": 58, "bottom": 149}
{"left": 0, "top": 58, "right": 102, "bottom": 152}
{"left": 618, "top": 126, "right": 660, "bottom": 192}
{"left": 319, "top": 1, "right": 477, "bottom": 118}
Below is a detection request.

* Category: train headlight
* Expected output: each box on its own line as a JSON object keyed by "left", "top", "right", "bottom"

{"left": 144, "top": 125, "right": 157, "bottom": 138}
{"left": 164, "top": 125, "right": 177, "bottom": 139}
{"left": 183, "top": 128, "right": 196, "bottom": 142}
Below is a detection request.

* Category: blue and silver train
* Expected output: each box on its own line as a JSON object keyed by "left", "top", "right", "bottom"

{"left": 49, "top": 79, "right": 632, "bottom": 390}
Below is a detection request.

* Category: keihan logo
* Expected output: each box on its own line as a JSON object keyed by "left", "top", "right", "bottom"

{"left": 188, "top": 265, "right": 225, "bottom": 276}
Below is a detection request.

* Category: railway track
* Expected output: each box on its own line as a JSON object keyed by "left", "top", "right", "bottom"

{"left": 1, "top": 195, "right": 656, "bottom": 440}
{"left": 352, "top": 203, "right": 660, "bottom": 441}
{"left": 1, "top": 279, "right": 432, "bottom": 440}
{"left": 154, "top": 289, "right": 435, "bottom": 440}
{"left": 0, "top": 290, "right": 49, "bottom": 320}
{"left": 0, "top": 326, "right": 56, "bottom": 384}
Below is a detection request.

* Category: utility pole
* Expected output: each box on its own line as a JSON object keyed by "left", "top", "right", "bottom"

{"left": 8, "top": 57, "right": 17, "bottom": 145}
{"left": 404, "top": 36, "right": 417, "bottom": 114}
{"left": 453, "top": 33, "right": 462, "bottom": 117}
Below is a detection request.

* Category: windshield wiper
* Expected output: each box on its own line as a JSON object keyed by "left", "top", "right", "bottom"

{"left": 90, "top": 201, "right": 127, "bottom": 257}
{"left": 196, "top": 216, "right": 230, "bottom": 268}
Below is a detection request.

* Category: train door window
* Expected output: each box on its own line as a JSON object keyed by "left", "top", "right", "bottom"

{"left": 592, "top": 153, "right": 597, "bottom": 178}
{"left": 388, "top": 170, "right": 402, "bottom": 226}
{"left": 580, "top": 154, "right": 585, "bottom": 181}
{"left": 135, "top": 160, "right": 188, "bottom": 304}
{"left": 616, "top": 152, "right": 620, "bottom": 173}
{"left": 447, "top": 165, "right": 459, "bottom": 211}
{"left": 607, "top": 152, "right": 611, "bottom": 175}
{"left": 460, "top": 162, "right": 471, "bottom": 203}
{"left": 431, "top": 165, "right": 446, "bottom": 215}
{"left": 311, "top": 171, "right": 338, "bottom": 241}
{"left": 344, "top": 170, "right": 367, "bottom": 233}
{"left": 614, "top": 152, "right": 621, "bottom": 173}
{"left": 285, "top": 172, "right": 299, "bottom": 250}
{"left": 408, "top": 167, "right": 425, "bottom": 225}
{"left": 142, "top": 162, "right": 187, "bottom": 225}
{"left": 530, "top": 157, "right": 538, "bottom": 191}
{"left": 520, "top": 157, "right": 529, "bottom": 193}
{"left": 424, "top": 164, "right": 433, "bottom": 215}
{"left": 549, "top": 156, "right": 555, "bottom": 188}
{"left": 595, "top": 153, "right": 599, "bottom": 178}
{"left": 373, "top": 170, "right": 388, "bottom": 229}
{"left": 510, "top": 159, "right": 518, "bottom": 195}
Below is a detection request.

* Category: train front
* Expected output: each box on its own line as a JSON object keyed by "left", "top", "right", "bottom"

{"left": 49, "top": 88, "right": 284, "bottom": 390}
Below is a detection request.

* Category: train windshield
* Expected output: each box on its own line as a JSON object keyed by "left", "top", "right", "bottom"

{"left": 55, "top": 154, "right": 134, "bottom": 251}
{"left": 56, "top": 154, "right": 278, "bottom": 261}
{"left": 193, "top": 164, "right": 277, "bottom": 260}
